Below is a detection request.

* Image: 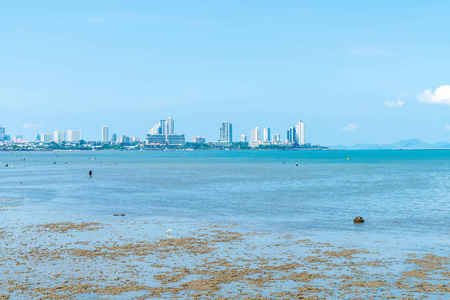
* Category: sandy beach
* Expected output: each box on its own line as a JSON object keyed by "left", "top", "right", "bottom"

{"left": 1, "top": 199, "right": 448, "bottom": 299}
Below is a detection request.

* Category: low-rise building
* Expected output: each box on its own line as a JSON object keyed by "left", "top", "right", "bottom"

{"left": 192, "top": 136, "right": 206, "bottom": 143}
{"left": 146, "top": 134, "right": 185, "bottom": 145}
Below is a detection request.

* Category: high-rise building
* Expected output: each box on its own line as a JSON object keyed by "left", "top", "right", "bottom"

{"left": 39, "top": 134, "right": 53, "bottom": 143}
{"left": 119, "top": 135, "right": 130, "bottom": 144}
{"left": 273, "top": 133, "right": 281, "bottom": 142}
{"left": 111, "top": 133, "right": 117, "bottom": 143}
{"left": 240, "top": 134, "right": 247, "bottom": 142}
{"left": 159, "top": 120, "right": 166, "bottom": 134}
{"left": 102, "top": 126, "right": 109, "bottom": 143}
{"left": 0, "top": 126, "right": 5, "bottom": 142}
{"left": 296, "top": 121, "right": 305, "bottom": 145}
{"left": 54, "top": 130, "right": 66, "bottom": 143}
{"left": 67, "top": 130, "right": 81, "bottom": 143}
{"left": 219, "top": 122, "right": 232, "bottom": 143}
{"left": 263, "top": 127, "right": 270, "bottom": 142}
{"left": 287, "top": 127, "right": 296, "bottom": 143}
{"left": 167, "top": 116, "right": 174, "bottom": 135}
{"left": 251, "top": 127, "right": 261, "bottom": 143}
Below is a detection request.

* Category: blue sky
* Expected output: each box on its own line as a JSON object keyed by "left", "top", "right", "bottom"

{"left": 1, "top": 0, "right": 450, "bottom": 145}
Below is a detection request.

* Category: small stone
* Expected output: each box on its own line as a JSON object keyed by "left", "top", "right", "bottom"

{"left": 353, "top": 216, "right": 364, "bottom": 223}
{"left": 113, "top": 214, "right": 125, "bottom": 217}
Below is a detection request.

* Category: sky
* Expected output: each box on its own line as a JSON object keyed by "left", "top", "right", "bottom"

{"left": 1, "top": 0, "right": 450, "bottom": 145}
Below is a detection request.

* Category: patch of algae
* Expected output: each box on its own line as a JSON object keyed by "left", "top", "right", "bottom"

{"left": 0, "top": 218, "right": 448, "bottom": 299}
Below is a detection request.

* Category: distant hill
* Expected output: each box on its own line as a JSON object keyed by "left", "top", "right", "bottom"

{"left": 328, "top": 139, "right": 450, "bottom": 150}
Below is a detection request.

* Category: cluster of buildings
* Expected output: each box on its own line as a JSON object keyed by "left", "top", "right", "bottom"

{"left": 101, "top": 126, "right": 139, "bottom": 144}
{"left": 50, "top": 130, "right": 82, "bottom": 143}
{"left": 0, "top": 124, "right": 141, "bottom": 147}
{"left": 0, "top": 118, "right": 308, "bottom": 148}
{"left": 146, "top": 117, "right": 185, "bottom": 145}
{"left": 34, "top": 130, "right": 82, "bottom": 144}
{"left": 288, "top": 121, "right": 305, "bottom": 145}
{"left": 222, "top": 121, "right": 306, "bottom": 148}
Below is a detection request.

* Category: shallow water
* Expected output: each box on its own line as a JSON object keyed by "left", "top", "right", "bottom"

{"left": 0, "top": 149, "right": 449, "bottom": 255}
{"left": 1, "top": 149, "right": 449, "bottom": 299}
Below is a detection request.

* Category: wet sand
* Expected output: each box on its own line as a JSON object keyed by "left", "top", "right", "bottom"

{"left": 0, "top": 201, "right": 449, "bottom": 299}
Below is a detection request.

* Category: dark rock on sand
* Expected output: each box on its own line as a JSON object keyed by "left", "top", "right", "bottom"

{"left": 113, "top": 214, "right": 125, "bottom": 217}
{"left": 354, "top": 216, "right": 364, "bottom": 223}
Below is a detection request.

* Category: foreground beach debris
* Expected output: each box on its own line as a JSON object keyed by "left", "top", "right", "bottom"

{"left": 0, "top": 208, "right": 448, "bottom": 300}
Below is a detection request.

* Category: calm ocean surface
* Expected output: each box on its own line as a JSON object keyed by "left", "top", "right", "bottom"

{"left": 1, "top": 149, "right": 449, "bottom": 254}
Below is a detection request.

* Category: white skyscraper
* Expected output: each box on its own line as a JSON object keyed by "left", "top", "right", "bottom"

{"left": 296, "top": 121, "right": 305, "bottom": 145}
{"left": 40, "top": 134, "right": 53, "bottom": 143}
{"left": 251, "top": 127, "right": 261, "bottom": 143}
{"left": 263, "top": 127, "right": 270, "bottom": 142}
{"left": 102, "top": 126, "right": 109, "bottom": 143}
{"left": 167, "top": 116, "right": 174, "bottom": 134}
{"left": 67, "top": 130, "right": 81, "bottom": 143}
{"left": 241, "top": 134, "right": 247, "bottom": 142}
{"left": 54, "top": 130, "right": 66, "bottom": 143}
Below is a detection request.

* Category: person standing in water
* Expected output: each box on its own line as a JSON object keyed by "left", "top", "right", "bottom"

{"left": 89, "top": 170, "right": 92, "bottom": 177}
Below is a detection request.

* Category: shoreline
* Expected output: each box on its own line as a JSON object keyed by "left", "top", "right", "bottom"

{"left": 1, "top": 202, "right": 448, "bottom": 299}
{"left": 2, "top": 148, "right": 450, "bottom": 152}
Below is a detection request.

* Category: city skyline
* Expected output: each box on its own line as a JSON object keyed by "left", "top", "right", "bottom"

{"left": 0, "top": 118, "right": 309, "bottom": 145}
{"left": 1, "top": 1, "right": 450, "bottom": 145}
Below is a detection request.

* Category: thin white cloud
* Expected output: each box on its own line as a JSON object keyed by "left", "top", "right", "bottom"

{"left": 385, "top": 100, "right": 405, "bottom": 108}
{"left": 22, "top": 123, "right": 43, "bottom": 129}
{"left": 342, "top": 123, "right": 359, "bottom": 132}
{"left": 417, "top": 85, "right": 450, "bottom": 105}
{"left": 385, "top": 93, "right": 405, "bottom": 108}
{"left": 444, "top": 124, "right": 450, "bottom": 130}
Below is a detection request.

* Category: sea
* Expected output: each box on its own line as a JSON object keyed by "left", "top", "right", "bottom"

{"left": 1, "top": 149, "right": 449, "bottom": 256}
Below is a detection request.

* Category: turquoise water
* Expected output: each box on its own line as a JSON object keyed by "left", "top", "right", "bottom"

{"left": 1, "top": 149, "right": 449, "bottom": 254}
